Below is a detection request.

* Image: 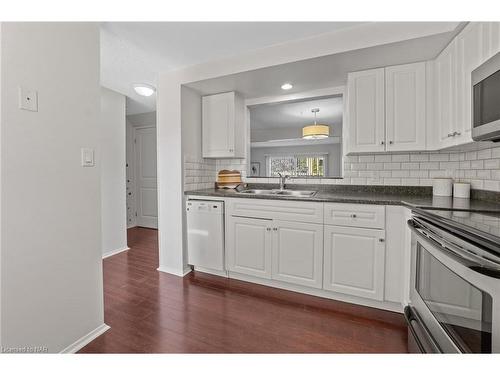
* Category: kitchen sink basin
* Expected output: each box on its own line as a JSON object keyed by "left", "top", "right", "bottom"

{"left": 237, "top": 189, "right": 317, "bottom": 198}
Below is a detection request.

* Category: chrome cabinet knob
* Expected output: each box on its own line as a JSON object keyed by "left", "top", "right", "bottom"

{"left": 379, "top": 238, "right": 385, "bottom": 242}
{"left": 266, "top": 227, "right": 271, "bottom": 231}
{"left": 389, "top": 140, "right": 393, "bottom": 144}
{"left": 380, "top": 141, "right": 385, "bottom": 145}
{"left": 350, "top": 214, "right": 357, "bottom": 218}
{"left": 273, "top": 227, "right": 278, "bottom": 231}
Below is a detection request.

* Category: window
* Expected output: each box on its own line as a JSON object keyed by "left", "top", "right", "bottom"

{"left": 267, "top": 154, "right": 326, "bottom": 177}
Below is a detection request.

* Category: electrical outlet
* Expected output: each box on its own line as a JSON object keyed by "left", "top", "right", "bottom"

{"left": 18, "top": 86, "right": 38, "bottom": 112}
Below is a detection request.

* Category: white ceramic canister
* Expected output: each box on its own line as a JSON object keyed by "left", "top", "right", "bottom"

{"left": 433, "top": 178, "right": 453, "bottom": 197}
{"left": 453, "top": 182, "right": 471, "bottom": 199}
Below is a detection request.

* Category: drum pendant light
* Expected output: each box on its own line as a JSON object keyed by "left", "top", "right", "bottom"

{"left": 302, "top": 108, "right": 329, "bottom": 139}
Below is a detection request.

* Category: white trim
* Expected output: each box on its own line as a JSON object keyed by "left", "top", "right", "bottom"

{"left": 102, "top": 246, "right": 129, "bottom": 259}
{"left": 245, "top": 86, "right": 345, "bottom": 107}
{"left": 228, "top": 271, "right": 403, "bottom": 313}
{"left": 157, "top": 265, "right": 192, "bottom": 277}
{"left": 60, "top": 323, "right": 110, "bottom": 354}
{"left": 193, "top": 266, "right": 229, "bottom": 278}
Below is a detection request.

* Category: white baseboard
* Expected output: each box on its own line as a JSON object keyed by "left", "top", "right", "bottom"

{"left": 194, "top": 266, "right": 228, "bottom": 278}
{"left": 102, "top": 246, "right": 129, "bottom": 259}
{"left": 157, "top": 265, "right": 192, "bottom": 277}
{"left": 60, "top": 323, "right": 110, "bottom": 353}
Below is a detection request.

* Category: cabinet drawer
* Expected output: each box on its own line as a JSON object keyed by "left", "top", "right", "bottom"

{"left": 324, "top": 203, "right": 385, "bottom": 229}
{"left": 227, "top": 198, "right": 323, "bottom": 224}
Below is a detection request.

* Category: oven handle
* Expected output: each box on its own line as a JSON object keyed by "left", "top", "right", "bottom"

{"left": 408, "top": 218, "right": 500, "bottom": 278}
{"left": 404, "top": 306, "right": 442, "bottom": 353}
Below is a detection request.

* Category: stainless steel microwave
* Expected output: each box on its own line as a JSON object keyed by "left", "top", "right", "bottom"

{"left": 472, "top": 52, "right": 500, "bottom": 141}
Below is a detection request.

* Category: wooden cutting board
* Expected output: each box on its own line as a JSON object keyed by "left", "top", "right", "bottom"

{"left": 216, "top": 170, "right": 242, "bottom": 189}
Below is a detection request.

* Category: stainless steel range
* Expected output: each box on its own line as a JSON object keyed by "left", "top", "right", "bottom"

{"left": 406, "top": 208, "right": 500, "bottom": 353}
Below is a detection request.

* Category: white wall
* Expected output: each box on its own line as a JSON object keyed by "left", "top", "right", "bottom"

{"left": 100, "top": 87, "right": 127, "bottom": 257}
{"left": 0, "top": 23, "right": 104, "bottom": 353}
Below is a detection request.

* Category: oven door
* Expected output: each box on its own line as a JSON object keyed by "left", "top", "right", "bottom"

{"left": 408, "top": 219, "right": 500, "bottom": 353}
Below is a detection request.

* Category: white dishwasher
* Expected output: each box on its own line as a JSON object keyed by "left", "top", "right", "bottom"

{"left": 186, "top": 200, "right": 224, "bottom": 271}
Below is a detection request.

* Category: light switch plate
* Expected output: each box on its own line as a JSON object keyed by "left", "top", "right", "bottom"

{"left": 18, "top": 86, "right": 38, "bottom": 112}
{"left": 81, "top": 148, "right": 95, "bottom": 167}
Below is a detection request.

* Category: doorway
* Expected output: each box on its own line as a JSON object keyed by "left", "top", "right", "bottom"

{"left": 126, "top": 112, "right": 158, "bottom": 229}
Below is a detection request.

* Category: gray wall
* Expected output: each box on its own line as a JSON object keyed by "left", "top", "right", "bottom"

{"left": 0, "top": 23, "right": 104, "bottom": 352}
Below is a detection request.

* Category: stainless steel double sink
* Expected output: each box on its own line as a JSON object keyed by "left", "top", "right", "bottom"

{"left": 237, "top": 189, "right": 317, "bottom": 198}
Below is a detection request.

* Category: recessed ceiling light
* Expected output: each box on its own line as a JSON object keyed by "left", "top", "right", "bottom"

{"left": 281, "top": 83, "right": 293, "bottom": 90}
{"left": 133, "top": 83, "right": 156, "bottom": 97}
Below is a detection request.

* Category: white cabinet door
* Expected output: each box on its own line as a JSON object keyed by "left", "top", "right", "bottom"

{"left": 323, "top": 225, "right": 386, "bottom": 301}
{"left": 347, "top": 68, "right": 385, "bottom": 153}
{"left": 385, "top": 62, "right": 426, "bottom": 151}
{"left": 455, "top": 23, "right": 483, "bottom": 145}
{"left": 482, "top": 22, "right": 500, "bottom": 61}
{"left": 271, "top": 220, "right": 323, "bottom": 289}
{"left": 226, "top": 215, "right": 272, "bottom": 278}
{"left": 435, "top": 40, "right": 458, "bottom": 149}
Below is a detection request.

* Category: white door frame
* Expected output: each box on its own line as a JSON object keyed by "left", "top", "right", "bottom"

{"left": 133, "top": 125, "right": 158, "bottom": 228}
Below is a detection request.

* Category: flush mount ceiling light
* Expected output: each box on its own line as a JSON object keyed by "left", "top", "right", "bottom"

{"left": 133, "top": 83, "right": 156, "bottom": 97}
{"left": 281, "top": 82, "right": 293, "bottom": 90}
{"left": 302, "top": 108, "right": 330, "bottom": 140}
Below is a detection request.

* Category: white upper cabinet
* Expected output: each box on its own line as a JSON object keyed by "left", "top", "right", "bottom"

{"left": 455, "top": 23, "right": 483, "bottom": 145}
{"left": 385, "top": 62, "right": 426, "bottom": 152}
{"left": 435, "top": 39, "right": 457, "bottom": 149}
{"left": 347, "top": 68, "right": 386, "bottom": 153}
{"left": 202, "top": 91, "right": 245, "bottom": 158}
{"left": 433, "top": 22, "right": 500, "bottom": 150}
{"left": 346, "top": 63, "right": 426, "bottom": 154}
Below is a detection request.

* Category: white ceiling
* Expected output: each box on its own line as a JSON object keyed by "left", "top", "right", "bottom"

{"left": 101, "top": 22, "right": 462, "bottom": 115}
{"left": 186, "top": 30, "right": 459, "bottom": 99}
{"left": 250, "top": 96, "right": 343, "bottom": 132}
{"left": 100, "top": 22, "right": 368, "bottom": 115}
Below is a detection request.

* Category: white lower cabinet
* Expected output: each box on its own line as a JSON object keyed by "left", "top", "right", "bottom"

{"left": 226, "top": 216, "right": 273, "bottom": 279}
{"left": 271, "top": 220, "right": 323, "bottom": 289}
{"left": 226, "top": 215, "right": 323, "bottom": 287}
{"left": 323, "top": 225, "right": 386, "bottom": 301}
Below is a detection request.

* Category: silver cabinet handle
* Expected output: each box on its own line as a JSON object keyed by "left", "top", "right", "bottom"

{"left": 379, "top": 238, "right": 385, "bottom": 242}
{"left": 389, "top": 140, "right": 393, "bottom": 144}
{"left": 350, "top": 214, "right": 357, "bottom": 218}
{"left": 380, "top": 141, "right": 385, "bottom": 145}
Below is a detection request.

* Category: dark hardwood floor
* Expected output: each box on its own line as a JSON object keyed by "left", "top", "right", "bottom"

{"left": 79, "top": 227, "right": 408, "bottom": 353}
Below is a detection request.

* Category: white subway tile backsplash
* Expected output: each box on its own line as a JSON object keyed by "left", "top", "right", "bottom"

{"left": 410, "top": 154, "right": 429, "bottom": 162}
{"left": 392, "top": 154, "right": 410, "bottom": 162}
{"left": 383, "top": 162, "right": 401, "bottom": 170}
{"left": 374, "top": 154, "right": 392, "bottom": 162}
{"left": 430, "top": 153, "right": 449, "bottom": 162}
{"left": 184, "top": 144, "right": 500, "bottom": 192}
{"left": 471, "top": 160, "right": 484, "bottom": 169}
{"left": 420, "top": 162, "right": 440, "bottom": 170}
{"left": 477, "top": 149, "right": 492, "bottom": 160}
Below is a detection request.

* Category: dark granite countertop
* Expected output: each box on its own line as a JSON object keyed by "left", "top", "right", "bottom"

{"left": 184, "top": 184, "right": 500, "bottom": 213}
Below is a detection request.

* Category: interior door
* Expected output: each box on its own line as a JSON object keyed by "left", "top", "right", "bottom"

{"left": 271, "top": 220, "right": 323, "bottom": 288}
{"left": 135, "top": 126, "right": 158, "bottom": 228}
